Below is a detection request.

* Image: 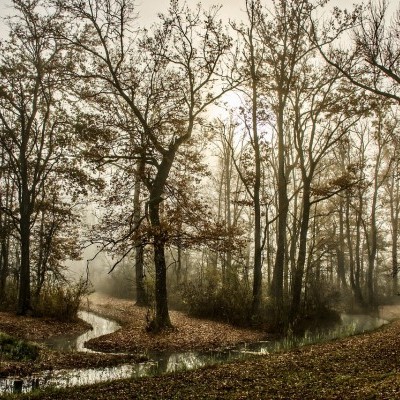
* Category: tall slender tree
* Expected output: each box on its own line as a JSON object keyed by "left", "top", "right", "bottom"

{"left": 231, "top": 0, "right": 265, "bottom": 318}
{"left": 0, "top": 0, "right": 69, "bottom": 314}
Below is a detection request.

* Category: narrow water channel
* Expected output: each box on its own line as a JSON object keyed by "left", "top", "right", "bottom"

{"left": 43, "top": 311, "right": 121, "bottom": 353}
{"left": 0, "top": 310, "right": 388, "bottom": 395}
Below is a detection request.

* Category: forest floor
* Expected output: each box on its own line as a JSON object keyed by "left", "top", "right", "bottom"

{"left": 0, "top": 293, "right": 266, "bottom": 377}
{"left": 0, "top": 305, "right": 142, "bottom": 378}
{"left": 1, "top": 296, "right": 400, "bottom": 399}
{"left": 82, "top": 293, "right": 267, "bottom": 353}
{"left": 2, "top": 304, "right": 400, "bottom": 399}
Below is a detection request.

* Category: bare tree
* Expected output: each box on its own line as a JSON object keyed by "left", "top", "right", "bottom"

{"left": 230, "top": 0, "right": 265, "bottom": 318}
{"left": 256, "top": 0, "right": 321, "bottom": 320}
{"left": 0, "top": 0, "right": 70, "bottom": 314}
{"left": 314, "top": 0, "right": 400, "bottom": 103}
{"left": 289, "top": 68, "right": 363, "bottom": 321}
{"left": 57, "top": 0, "right": 233, "bottom": 330}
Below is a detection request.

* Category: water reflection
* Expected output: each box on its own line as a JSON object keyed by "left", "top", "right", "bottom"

{"left": 43, "top": 311, "right": 121, "bottom": 352}
{"left": 0, "top": 363, "right": 157, "bottom": 394}
{"left": 0, "top": 312, "right": 388, "bottom": 394}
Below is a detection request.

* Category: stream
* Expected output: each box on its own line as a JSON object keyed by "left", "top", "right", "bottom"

{"left": 42, "top": 311, "right": 121, "bottom": 353}
{"left": 0, "top": 310, "right": 389, "bottom": 395}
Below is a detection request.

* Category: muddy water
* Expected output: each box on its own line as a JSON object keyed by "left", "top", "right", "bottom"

{"left": 0, "top": 311, "right": 388, "bottom": 394}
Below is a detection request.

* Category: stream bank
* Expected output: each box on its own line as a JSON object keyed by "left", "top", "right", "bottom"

{"left": 0, "top": 295, "right": 398, "bottom": 397}
{"left": 3, "top": 308, "right": 400, "bottom": 400}
{"left": 0, "top": 305, "right": 389, "bottom": 395}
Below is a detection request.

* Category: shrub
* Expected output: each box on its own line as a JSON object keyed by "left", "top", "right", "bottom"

{"left": 32, "top": 278, "right": 91, "bottom": 321}
{"left": 0, "top": 332, "right": 39, "bottom": 361}
{"left": 182, "top": 269, "right": 252, "bottom": 326}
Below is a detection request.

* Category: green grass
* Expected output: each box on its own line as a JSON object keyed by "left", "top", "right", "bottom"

{"left": 0, "top": 332, "right": 39, "bottom": 361}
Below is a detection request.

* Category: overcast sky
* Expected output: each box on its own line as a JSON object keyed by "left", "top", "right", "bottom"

{"left": 136, "top": 0, "right": 361, "bottom": 21}
{"left": 117, "top": 0, "right": 367, "bottom": 25}
{"left": 0, "top": 0, "right": 368, "bottom": 29}
{"left": 0, "top": 0, "right": 397, "bottom": 45}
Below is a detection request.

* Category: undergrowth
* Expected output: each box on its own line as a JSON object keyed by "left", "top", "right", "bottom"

{"left": 181, "top": 269, "right": 253, "bottom": 326}
{"left": 0, "top": 332, "right": 39, "bottom": 361}
{"left": 32, "top": 278, "right": 92, "bottom": 321}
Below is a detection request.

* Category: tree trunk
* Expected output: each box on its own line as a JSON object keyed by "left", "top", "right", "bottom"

{"left": 148, "top": 199, "right": 172, "bottom": 331}
{"left": 290, "top": 180, "right": 311, "bottom": 322}
{"left": 271, "top": 94, "right": 288, "bottom": 318}
{"left": 17, "top": 134, "right": 32, "bottom": 315}
{"left": 248, "top": 11, "right": 263, "bottom": 318}
{"left": 135, "top": 244, "right": 146, "bottom": 306}
{"left": 17, "top": 207, "right": 31, "bottom": 315}
{"left": 0, "top": 238, "right": 9, "bottom": 302}
{"left": 34, "top": 211, "right": 46, "bottom": 300}
{"left": 0, "top": 151, "right": 12, "bottom": 302}
{"left": 266, "top": 212, "right": 272, "bottom": 287}
{"left": 176, "top": 237, "right": 182, "bottom": 287}
{"left": 134, "top": 161, "right": 147, "bottom": 306}
{"left": 366, "top": 141, "right": 382, "bottom": 308}
{"left": 288, "top": 188, "right": 299, "bottom": 298}
{"left": 0, "top": 200, "right": 9, "bottom": 302}
{"left": 224, "top": 144, "right": 232, "bottom": 280}
{"left": 345, "top": 193, "right": 365, "bottom": 308}
{"left": 337, "top": 201, "right": 348, "bottom": 288}
{"left": 389, "top": 172, "right": 399, "bottom": 295}
{"left": 392, "top": 231, "right": 398, "bottom": 295}
{"left": 145, "top": 154, "right": 176, "bottom": 331}
{"left": 366, "top": 209, "right": 377, "bottom": 307}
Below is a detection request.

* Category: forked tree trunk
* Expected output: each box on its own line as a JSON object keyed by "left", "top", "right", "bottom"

{"left": 345, "top": 194, "right": 365, "bottom": 308}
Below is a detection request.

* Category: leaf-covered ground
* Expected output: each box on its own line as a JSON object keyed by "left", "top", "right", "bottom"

{"left": 83, "top": 293, "right": 267, "bottom": 353}
{"left": 0, "top": 312, "right": 137, "bottom": 377}
{"left": 0, "top": 312, "right": 89, "bottom": 341}
{"left": 2, "top": 296, "right": 400, "bottom": 399}
{"left": 0, "top": 308, "right": 142, "bottom": 378}
{"left": 0, "top": 293, "right": 265, "bottom": 378}
{"left": 10, "top": 314, "right": 400, "bottom": 400}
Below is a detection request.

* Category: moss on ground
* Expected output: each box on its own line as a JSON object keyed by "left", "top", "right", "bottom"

{"left": 0, "top": 333, "right": 39, "bottom": 361}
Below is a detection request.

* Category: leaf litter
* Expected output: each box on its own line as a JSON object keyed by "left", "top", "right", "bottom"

{"left": 2, "top": 295, "right": 400, "bottom": 399}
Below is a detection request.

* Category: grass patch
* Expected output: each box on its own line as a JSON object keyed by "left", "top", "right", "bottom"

{"left": 0, "top": 332, "right": 39, "bottom": 361}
